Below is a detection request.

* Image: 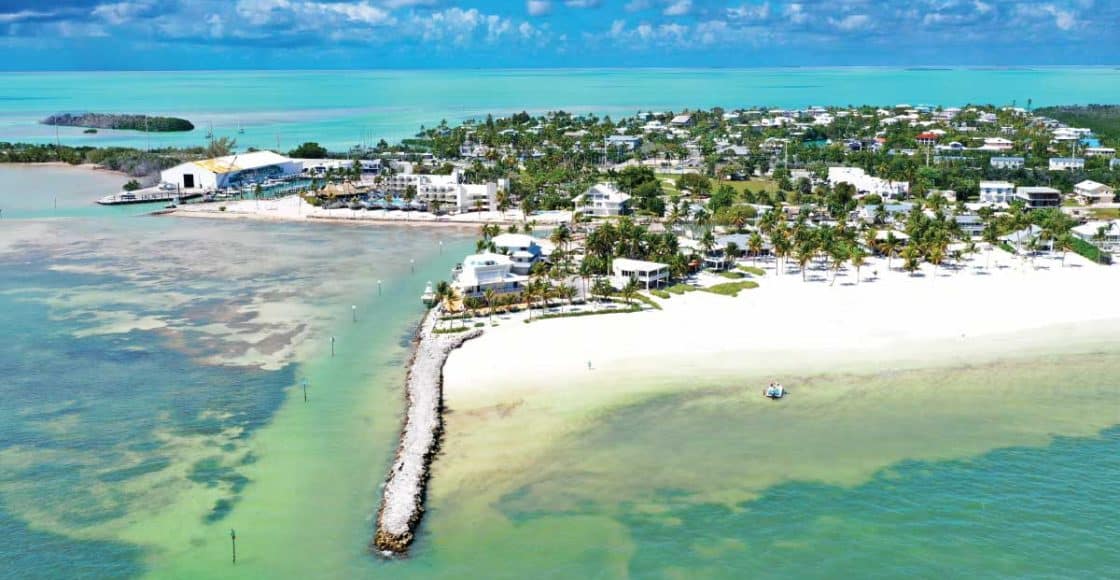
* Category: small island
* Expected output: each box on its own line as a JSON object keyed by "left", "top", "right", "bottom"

{"left": 42, "top": 113, "right": 194, "bottom": 133}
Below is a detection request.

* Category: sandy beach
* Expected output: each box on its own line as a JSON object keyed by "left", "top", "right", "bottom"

{"left": 168, "top": 194, "right": 570, "bottom": 227}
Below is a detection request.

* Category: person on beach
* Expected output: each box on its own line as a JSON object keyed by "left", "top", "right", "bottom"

{"left": 587, "top": 360, "right": 592, "bottom": 370}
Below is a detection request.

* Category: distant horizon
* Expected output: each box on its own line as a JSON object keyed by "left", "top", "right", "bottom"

{"left": 3, "top": 64, "right": 1120, "bottom": 74}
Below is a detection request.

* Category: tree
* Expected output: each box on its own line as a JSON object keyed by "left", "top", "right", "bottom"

{"left": 207, "top": 136, "right": 237, "bottom": 158}
{"left": 902, "top": 245, "right": 921, "bottom": 276}
{"left": 748, "top": 231, "right": 764, "bottom": 265}
{"left": 484, "top": 288, "right": 497, "bottom": 323}
{"left": 621, "top": 278, "right": 639, "bottom": 305}
{"left": 881, "top": 232, "right": 900, "bottom": 271}
{"left": 123, "top": 179, "right": 142, "bottom": 191}
{"left": 592, "top": 278, "right": 614, "bottom": 302}
{"left": 849, "top": 246, "right": 867, "bottom": 284}
{"left": 289, "top": 142, "right": 328, "bottom": 158}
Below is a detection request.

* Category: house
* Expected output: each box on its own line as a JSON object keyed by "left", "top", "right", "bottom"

{"left": 670, "top": 114, "right": 693, "bottom": 127}
{"left": 574, "top": 183, "right": 630, "bottom": 217}
{"left": 452, "top": 253, "right": 526, "bottom": 298}
{"left": 1049, "top": 157, "right": 1085, "bottom": 171}
{"left": 1085, "top": 147, "right": 1116, "bottom": 158}
{"left": 980, "top": 137, "right": 1014, "bottom": 151}
{"left": 991, "top": 156, "right": 1025, "bottom": 170}
{"left": 492, "top": 233, "right": 545, "bottom": 275}
{"left": 1074, "top": 180, "right": 1115, "bottom": 204}
{"left": 1015, "top": 186, "right": 1062, "bottom": 209}
{"left": 605, "top": 135, "right": 643, "bottom": 151}
{"left": 611, "top": 258, "right": 669, "bottom": 289}
{"left": 955, "top": 213, "right": 985, "bottom": 238}
{"left": 1001, "top": 224, "right": 1044, "bottom": 250}
{"left": 979, "top": 181, "right": 1016, "bottom": 204}
{"left": 827, "top": 167, "right": 910, "bottom": 199}
{"left": 1072, "top": 220, "right": 1120, "bottom": 255}
{"left": 160, "top": 151, "right": 301, "bottom": 191}
{"left": 916, "top": 132, "right": 939, "bottom": 146}
{"left": 856, "top": 203, "right": 914, "bottom": 224}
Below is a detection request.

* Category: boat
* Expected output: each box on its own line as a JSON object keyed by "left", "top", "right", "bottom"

{"left": 420, "top": 282, "right": 437, "bottom": 306}
{"left": 763, "top": 383, "right": 786, "bottom": 400}
{"left": 96, "top": 190, "right": 201, "bottom": 206}
{"left": 165, "top": 196, "right": 179, "bottom": 209}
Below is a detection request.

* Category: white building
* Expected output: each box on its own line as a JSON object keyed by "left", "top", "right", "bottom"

{"left": 452, "top": 253, "right": 526, "bottom": 298}
{"left": 827, "top": 167, "right": 910, "bottom": 199}
{"left": 990, "top": 156, "right": 1025, "bottom": 170}
{"left": 1085, "top": 147, "right": 1116, "bottom": 158}
{"left": 979, "top": 181, "right": 1016, "bottom": 204}
{"left": 1074, "top": 180, "right": 1115, "bottom": 204}
{"left": 575, "top": 183, "right": 630, "bottom": 217}
{"left": 492, "top": 233, "right": 545, "bottom": 275}
{"left": 160, "top": 151, "right": 301, "bottom": 191}
{"left": 1015, "top": 186, "right": 1062, "bottom": 209}
{"left": 670, "top": 114, "right": 693, "bottom": 127}
{"left": 980, "top": 137, "right": 1014, "bottom": 152}
{"left": 611, "top": 258, "right": 669, "bottom": 289}
{"left": 1049, "top": 157, "right": 1085, "bottom": 171}
{"left": 1072, "top": 220, "right": 1120, "bottom": 255}
{"left": 383, "top": 170, "right": 497, "bottom": 212}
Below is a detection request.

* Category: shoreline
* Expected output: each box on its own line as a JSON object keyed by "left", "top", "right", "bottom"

{"left": 166, "top": 194, "right": 570, "bottom": 228}
{"left": 373, "top": 310, "right": 481, "bottom": 556}
{"left": 0, "top": 161, "right": 131, "bottom": 178}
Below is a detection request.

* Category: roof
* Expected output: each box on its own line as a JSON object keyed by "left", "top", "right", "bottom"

{"left": 193, "top": 151, "right": 294, "bottom": 175}
{"left": 1073, "top": 220, "right": 1120, "bottom": 237}
{"left": 492, "top": 233, "right": 539, "bottom": 249}
{"left": 1075, "top": 180, "right": 1112, "bottom": 192}
{"left": 613, "top": 257, "right": 668, "bottom": 271}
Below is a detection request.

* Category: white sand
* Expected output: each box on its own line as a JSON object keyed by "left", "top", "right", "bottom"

{"left": 444, "top": 248, "right": 1120, "bottom": 401}
{"left": 170, "top": 194, "right": 570, "bottom": 227}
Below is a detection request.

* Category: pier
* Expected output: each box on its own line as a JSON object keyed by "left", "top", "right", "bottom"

{"left": 373, "top": 311, "right": 481, "bottom": 555}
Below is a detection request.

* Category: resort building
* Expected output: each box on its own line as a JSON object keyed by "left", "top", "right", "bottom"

{"left": 611, "top": 258, "right": 670, "bottom": 289}
{"left": 980, "top": 137, "right": 1014, "bottom": 152}
{"left": 990, "top": 156, "right": 1025, "bottom": 170}
{"left": 605, "top": 135, "right": 643, "bottom": 151}
{"left": 979, "top": 181, "right": 1016, "bottom": 204}
{"left": 1074, "top": 180, "right": 1116, "bottom": 205}
{"left": 1049, "top": 157, "right": 1085, "bottom": 171}
{"left": 1072, "top": 221, "right": 1120, "bottom": 255}
{"left": 160, "top": 151, "right": 301, "bottom": 191}
{"left": 1014, "top": 186, "right": 1062, "bottom": 209}
{"left": 451, "top": 253, "right": 526, "bottom": 298}
{"left": 1085, "top": 147, "right": 1116, "bottom": 158}
{"left": 492, "top": 233, "right": 545, "bottom": 275}
{"left": 575, "top": 183, "right": 630, "bottom": 217}
{"left": 383, "top": 170, "right": 498, "bottom": 212}
{"left": 827, "top": 167, "right": 910, "bottom": 199}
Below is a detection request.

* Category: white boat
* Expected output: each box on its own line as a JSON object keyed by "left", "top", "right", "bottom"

{"left": 420, "top": 281, "right": 437, "bottom": 306}
{"left": 763, "top": 383, "right": 786, "bottom": 400}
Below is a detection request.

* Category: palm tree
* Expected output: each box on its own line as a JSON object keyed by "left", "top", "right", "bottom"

{"left": 881, "top": 232, "right": 900, "bottom": 271}
{"left": 982, "top": 222, "right": 1000, "bottom": 270}
{"left": 403, "top": 184, "right": 417, "bottom": 221}
{"left": 796, "top": 242, "right": 814, "bottom": 281}
{"left": 621, "top": 278, "right": 639, "bottom": 306}
{"left": 901, "top": 244, "right": 921, "bottom": 276}
{"left": 828, "top": 244, "right": 848, "bottom": 286}
{"left": 849, "top": 246, "right": 867, "bottom": 284}
{"left": 927, "top": 243, "right": 944, "bottom": 279}
{"left": 1093, "top": 225, "right": 1109, "bottom": 264}
{"left": 748, "top": 231, "right": 764, "bottom": 265}
{"left": 484, "top": 288, "right": 497, "bottom": 323}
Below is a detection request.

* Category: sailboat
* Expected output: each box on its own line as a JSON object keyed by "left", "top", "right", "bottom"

{"left": 205, "top": 122, "right": 214, "bottom": 141}
{"left": 238, "top": 122, "right": 245, "bottom": 135}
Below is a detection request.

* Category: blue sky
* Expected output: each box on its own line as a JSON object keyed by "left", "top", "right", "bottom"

{"left": 0, "top": 0, "right": 1116, "bottom": 69}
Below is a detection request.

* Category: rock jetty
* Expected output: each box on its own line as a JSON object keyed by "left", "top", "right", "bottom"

{"left": 373, "top": 313, "right": 481, "bottom": 556}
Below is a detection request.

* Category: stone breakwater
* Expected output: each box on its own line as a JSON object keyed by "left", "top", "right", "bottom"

{"left": 373, "top": 313, "right": 482, "bottom": 556}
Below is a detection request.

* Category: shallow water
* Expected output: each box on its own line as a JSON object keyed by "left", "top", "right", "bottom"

{"left": 2, "top": 68, "right": 1120, "bottom": 150}
{"left": 2, "top": 165, "right": 1119, "bottom": 578}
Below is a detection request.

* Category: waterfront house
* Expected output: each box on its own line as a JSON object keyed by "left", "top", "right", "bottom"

{"left": 990, "top": 156, "right": 1025, "bottom": 170}
{"left": 452, "top": 253, "right": 526, "bottom": 298}
{"left": 1074, "top": 180, "right": 1115, "bottom": 205}
{"left": 492, "top": 233, "right": 545, "bottom": 275}
{"left": 161, "top": 151, "right": 301, "bottom": 191}
{"left": 1049, "top": 157, "right": 1085, "bottom": 171}
{"left": 575, "top": 183, "right": 630, "bottom": 217}
{"left": 1015, "top": 186, "right": 1062, "bottom": 209}
{"left": 979, "top": 181, "right": 1016, "bottom": 204}
{"left": 611, "top": 258, "right": 669, "bottom": 289}
{"left": 1072, "top": 220, "right": 1120, "bottom": 255}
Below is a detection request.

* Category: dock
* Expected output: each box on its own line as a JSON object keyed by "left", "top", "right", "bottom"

{"left": 373, "top": 312, "right": 481, "bottom": 556}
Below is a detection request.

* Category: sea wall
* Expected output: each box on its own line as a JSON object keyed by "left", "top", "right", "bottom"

{"left": 373, "top": 312, "right": 481, "bottom": 555}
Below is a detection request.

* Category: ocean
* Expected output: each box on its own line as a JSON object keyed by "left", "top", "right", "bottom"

{"left": 1, "top": 68, "right": 1120, "bottom": 151}
{"left": 1, "top": 68, "right": 1119, "bottom": 578}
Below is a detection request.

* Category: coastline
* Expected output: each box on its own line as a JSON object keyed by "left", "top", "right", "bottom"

{"left": 167, "top": 194, "right": 570, "bottom": 228}
{"left": 373, "top": 310, "right": 482, "bottom": 556}
{"left": 427, "top": 248, "right": 1120, "bottom": 515}
{"left": 0, "top": 161, "right": 131, "bottom": 178}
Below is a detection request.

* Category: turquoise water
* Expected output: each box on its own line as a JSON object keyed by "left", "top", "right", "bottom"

{"left": 2, "top": 68, "right": 1119, "bottom": 151}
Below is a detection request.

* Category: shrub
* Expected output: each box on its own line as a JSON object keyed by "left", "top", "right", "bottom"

{"left": 650, "top": 289, "right": 670, "bottom": 299}
{"left": 737, "top": 265, "right": 766, "bottom": 276}
{"left": 719, "top": 271, "right": 746, "bottom": 279}
{"left": 705, "top": 281, "right": 759, "bottom": 297}
{"left": 218, "top": 205, "right": 227, "bottom": 212}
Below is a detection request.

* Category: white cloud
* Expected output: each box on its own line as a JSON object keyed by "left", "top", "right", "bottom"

{"left": 728, "top": 2, "right": 770, "bottom": 20}
{"left": 92, "top": 1, "right": 154, "bottom": 25}
{"left": 0, "top": 10, "right": 57, "bottom": 23}
{"left": 783, "top": 2, "right": 807, "bottom": 24}
{"left": 831, "top": 13, "right": 871, "bottom": 31}
{"left": 625, "top": 0, "right": 652, "bottom": 11}
{"left": 527, "top": 0, "right": 552, "bottom": 16}
{"left": 663, "top": 0, "right": 692, "bottom": 16}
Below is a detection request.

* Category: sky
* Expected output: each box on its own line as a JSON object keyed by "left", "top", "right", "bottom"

{"left": 0, "top": 0, "right": 1117, "bottom": 70}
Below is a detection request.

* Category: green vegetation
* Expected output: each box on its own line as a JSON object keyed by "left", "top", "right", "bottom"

{"left": 631, "top": 292, "right": 663, "bottom": 310}
{"left": 719, "top": 270, "right": 746, "bottom": 279}
{"left": 123, "top": 179, "right": 142, "bottom": 191}
{"left": 433, "top": 326, "right": 473, "bottom": 334}
{"left": 1036, "top": 105, "right": 1120, "bottom": 142}
{"left": 532, "top": 303, "right": 641, "bottom": 322}
{"left": 289, "top": 142, "right": 329, "bottom": 158}
{"left": 704, "top": 280, "right": 760, "bottom": 296}
{"left": 1070, "top": 236, "right": 1113, "bottom": 265}
{"left": 737, "top": 265, "right": 766, "bottom": 276}
{"left": 666, "top": 284, "right": 696, "bottom": 295}
{"left": 650, "top": 289, "right": 671, "bottom": 299}
{"left": 42, "top": 113, "right": 194, "bottom": 132}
